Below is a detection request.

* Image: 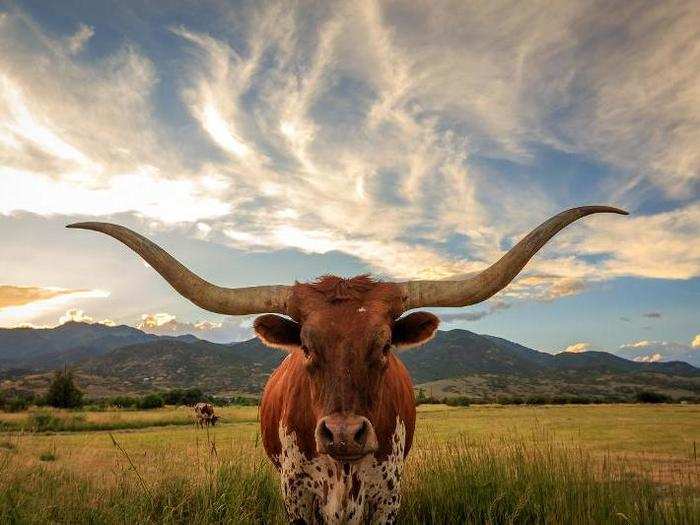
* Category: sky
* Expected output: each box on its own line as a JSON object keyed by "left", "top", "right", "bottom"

{"left": 0, "top": 1, "right": 698, "bottom": 364}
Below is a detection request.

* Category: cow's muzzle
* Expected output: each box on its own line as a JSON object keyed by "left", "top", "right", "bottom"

{"left": 315, "top": 414, "right": 378, "bottom": 462}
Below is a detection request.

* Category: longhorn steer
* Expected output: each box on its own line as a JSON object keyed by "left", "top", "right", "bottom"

{"left": 194, "top": 402, "right": 218, "bottom": 428}
{"left": 68, "top": 206, "right": 626, "bottom": 524}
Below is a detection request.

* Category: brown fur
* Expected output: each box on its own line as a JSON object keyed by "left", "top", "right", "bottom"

{"left": 259, "top": 276, "right": 432, "bottom": 463}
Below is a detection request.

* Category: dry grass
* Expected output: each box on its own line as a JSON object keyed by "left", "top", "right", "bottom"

{"left": 0, "top": 404, "right": 697, "bottom": 523}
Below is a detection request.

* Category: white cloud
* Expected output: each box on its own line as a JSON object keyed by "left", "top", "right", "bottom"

{"left": 0, "top": 287, "right": 109, "bottom": 327}
{"left": 618, "top": 339, "right": 700, "bottom": 367}
{"left": 136, "top": 312, "right": 252, "bottom": 343}
{"left": 633, "top": 353, "right": 662, "bottom": 363}
{"left": 0, "top": 2, "right": 698, "bottom": 309}
{"left": 563, "top": 342, "right": 590, "bottom": 354}
{"left": 58, "top": 308, "right": 114, "bottom": 326}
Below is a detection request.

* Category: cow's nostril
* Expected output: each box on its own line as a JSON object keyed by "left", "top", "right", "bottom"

{"left": 353, "top": 420, "right": 367, "bottom": 445}
{"left": 320, "top": 420, "right": 334, "bottom": 445}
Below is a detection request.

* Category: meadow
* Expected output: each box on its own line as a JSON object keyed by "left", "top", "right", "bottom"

{"left": 0, "top": 404, "right": 698, "bottom": 524}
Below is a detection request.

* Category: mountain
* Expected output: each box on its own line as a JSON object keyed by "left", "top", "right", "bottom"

{"left": 0, "top": 323, "right": 697, "bottom": 399}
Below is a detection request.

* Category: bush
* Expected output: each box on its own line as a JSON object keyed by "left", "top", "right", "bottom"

{"left": 3, "top": 396, "right": 30, "bottom": 412}
{"left": 137, "top": 394, "right": 164, "bottom": 410}
{"left": 109, "top": 396, "right": 138, "bottom": 409}
{"left": 162, "top": 388, "right": 204, "bottom": 406}
{"left": 525, "top": 396, "right": 548, "bottom": 405}
{"left": 28, "top": 412, "right": 62, "bottom": 432}
{"left": 635, "top": 390, "right": 670, "bottom": 403}
{"left": 444, "top": 396, "right": 471, "bottom": 407}
{"left": 228, "top": 396, "right": 259, "bottom": 406}
{"left": 44, "top": 369, "right": 84, "bottom": 409}
{"left": 38, "top": 451, "right": 56, "bottom": 462}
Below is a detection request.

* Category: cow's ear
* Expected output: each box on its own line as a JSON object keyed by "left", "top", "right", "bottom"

{"left": 392, "top": 311, "right": 439, "bottom": 349}
{"left": 254, "top": 314, "right": 301, "bottom": 351}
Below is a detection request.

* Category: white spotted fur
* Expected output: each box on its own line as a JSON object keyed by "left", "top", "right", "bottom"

{"left": 277, "top": 417, "right": 406, "bottom": 524}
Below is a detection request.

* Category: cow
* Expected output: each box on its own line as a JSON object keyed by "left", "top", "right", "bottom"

{"left": 68, "top": 205, "right": 626, "bottom": 523}
{"left": 194, "top": 402, "right": 219, "bottom": 428}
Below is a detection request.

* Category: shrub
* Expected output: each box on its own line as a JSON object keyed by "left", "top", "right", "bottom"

{"left": 44, "top": 369, "right": 84, "bottom": 409}
{"left": 444, "top": 396, "right": 471, "bottom": 407}
{"left": 525, "top": 396, "right": 548, "bottom": 405}
{"left": 3, "top": 396, "right": 30, "bottom": 412}
{"left": 635, "top": 390, "right": 670, "bottom": 403}
{"left": 137, "top": 394, "right": 164, "bottom": 410}
{"left": 163, "top": 388, "right": 205, "bottom": 406}
{"left": 28, "top": 412, "right": 62, "bottom": 432}
{"left": 38, "top": 451, "right": 56, "bottom": 462}
{"left": 109, "top": 396, "right": 138, "bottom": 409}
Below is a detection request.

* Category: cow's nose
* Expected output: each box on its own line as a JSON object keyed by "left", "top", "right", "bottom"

{"left": 315, "top": 414, "right": 377, "bottom": 460}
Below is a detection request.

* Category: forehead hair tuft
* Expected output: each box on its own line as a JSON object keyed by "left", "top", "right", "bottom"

{"left": 307, "top": 274, "right": 379, "bottom": 303}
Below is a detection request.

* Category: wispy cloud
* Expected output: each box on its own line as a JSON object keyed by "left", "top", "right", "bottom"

{"left": 439, "top": 301, "right": 510, "bottom": 323}
{"left": 642, "top": 312, "right": 662, "bottom": 319}
{"left": 0, "top": 1, "right": 698, "bottom": 310}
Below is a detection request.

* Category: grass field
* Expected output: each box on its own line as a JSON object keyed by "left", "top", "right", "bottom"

{"left": 0, "top": 404, "right": 698, "bottom": 523}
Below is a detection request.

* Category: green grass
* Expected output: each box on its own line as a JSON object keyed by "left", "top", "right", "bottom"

{"left": 0, "top": 406, "right": 258, "bottom": 433}
{"left": 0, "top": 405, "right": 697, "bottom": 523}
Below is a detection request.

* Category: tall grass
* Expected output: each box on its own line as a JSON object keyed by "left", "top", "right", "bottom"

{"left": 401, "top": 435, "right": 698, "bottom": 524}
{"left": 0, "top": 431, "right": 696, "bottom": 524}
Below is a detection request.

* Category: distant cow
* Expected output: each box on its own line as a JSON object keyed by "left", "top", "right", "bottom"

{"left": 70, "top": 206, "right": 626, "bottom": 523}
{"left": 194, "top": 402, "right": 219, "bottom": 428}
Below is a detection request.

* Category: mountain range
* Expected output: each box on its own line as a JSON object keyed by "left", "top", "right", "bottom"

{"left": 0, "top": 322, "right": 697, "bottom": 400}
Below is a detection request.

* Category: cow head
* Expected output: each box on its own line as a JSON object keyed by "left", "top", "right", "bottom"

{"left": 253, "top": 276, "right": 439, "bottom": 461}
{"left": 68, "top": 205, "right": 627, "bottom": 461}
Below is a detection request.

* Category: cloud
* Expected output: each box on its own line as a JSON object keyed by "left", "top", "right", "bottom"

{"left": 0, "top": 285, "right": 109, "bottom": 327}
{"left": 693, "top": 335, "right": 700, "bottom": 349}
{"left": 618, "top": 338, "right": 700, "bottom": 367}
{"left": 0, "top": 11, "right": 230, "bottom": 224}
{"left": 563, "top": 342, "right": 590, "bottom": 354}
{"left": 620, "top": 317, "right": 631, "bottom": 322}
{"left": 642, "top": 312, "right": 662, "bottom": 319}
{"left": 58, "top": 308, "right": 115, "bottom": 326}
{"left": 439, "top": 301, "right": 510, "bottom": 323}
{"left": 0, "top": 285, "right": 83, "bottom": 309}
{"left": 633, "top": 353, "right": 662, "bottom": 363}
{"left": 0, "top": 2, "right": 698, "bottom": 310}
{"left": 136, "top": 312, "right": 253, "bottom": 343}
{"left": 65, "top": 23, "right": 94, "bottom": 55}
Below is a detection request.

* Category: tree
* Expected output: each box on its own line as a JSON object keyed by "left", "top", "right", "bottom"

{"left": 137, "top": 393, "right": 164, "bottom": 409}
{"left": 45, "top": 368, "right": 84, "bottom": 408}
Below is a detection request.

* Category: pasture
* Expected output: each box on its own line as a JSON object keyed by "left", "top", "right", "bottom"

{"left": 0, "top": 404, "right": 698, "bottom": 523}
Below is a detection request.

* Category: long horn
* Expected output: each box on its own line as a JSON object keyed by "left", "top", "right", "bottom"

{"left": 400, "top": 206, "right": 628, "bottom": 310}
{"left": 67, "top": 222, "right": 291, "bottom": 315}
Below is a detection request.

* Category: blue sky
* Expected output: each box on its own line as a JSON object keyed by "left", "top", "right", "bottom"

{"left": 0, "top": 1, "right": 698, "bottom": 364}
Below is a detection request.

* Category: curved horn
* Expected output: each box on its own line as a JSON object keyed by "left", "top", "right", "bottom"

{"left": 67, "top": 222, "right": 291, "bottom": 315}
{"left": 400, "top": 206, "right": 628, "bottom": 310}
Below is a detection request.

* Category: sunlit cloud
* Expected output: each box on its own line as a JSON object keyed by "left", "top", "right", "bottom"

{"left": 0, "top": 0, "right": 698, "bottom": 321}
{"left": 562, "top": 342, "right": 590, "bottom": 354}
{"left": 0, "top": 285, "right": 82, "bottom": 309}
{"left": 136, "top": 312, "right": 253, "bottom": 342}
{"left": 0, "top": 286, "right": 109, "bottom": 327}
{"left": 58, "top": 308, "right": 115, "bottom": 326}
{"left": 693, "top": 335, "right": 700, "bottom": 349}
{"left": 633, "top": 353, "right": 662, "bottom": 363}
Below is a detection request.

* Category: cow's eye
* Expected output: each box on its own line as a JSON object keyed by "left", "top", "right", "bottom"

{"left": 382, "top": 343, "right": 392, "bottom": 355}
